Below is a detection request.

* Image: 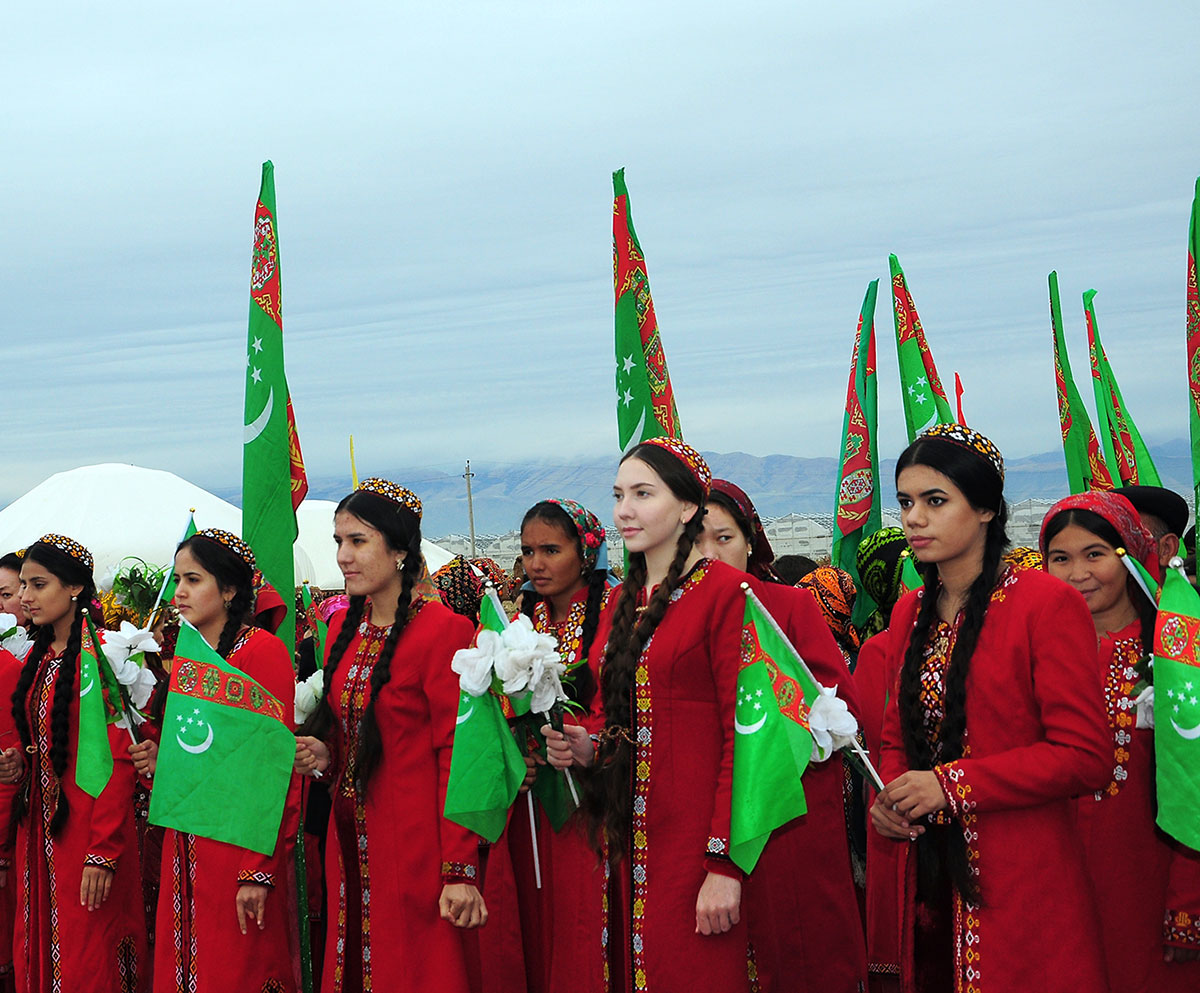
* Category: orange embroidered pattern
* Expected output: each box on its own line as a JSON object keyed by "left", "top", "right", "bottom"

{"left": 1094, "top": 635, "right": 1141, "bottom": 800}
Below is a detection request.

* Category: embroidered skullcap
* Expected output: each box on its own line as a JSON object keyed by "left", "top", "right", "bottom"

{"left": 708, "top": 480, "right": 779, "bottom": 582}
{"left": 1039, "top": 491, "right": 1158, "bottom": 578}
{"left": 357, "top": 477, "right": 423, "bottom": 519}
{"left": 797, "top": 566, "right": 860, "bottom": 651}
{"left": 1002, "top": 546, "right": 1044, "bottom": 574}
{"left": 194, "top": 528, "right": 256, "bottom": 570}
{"left": 918, "top": 423, "right": 1004, "bottom": 483}
{"left": 432, "top": 556, "right": 484, "bottom": 622}
{"left": 638, "top": 437, "right": 712, "bottom": 497}
{"left": 855, "top": 527, "right": 908, "bottom": 609}
{"left": 543, "top": 499, "right": 607, "bottom": 572}
{"left": 34, "top": 534, "right": 94, "bottom": 571}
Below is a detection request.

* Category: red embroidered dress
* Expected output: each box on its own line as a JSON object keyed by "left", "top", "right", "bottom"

{"left": 0, "top": 650, "right": 24, "bottom": 989}
{"left": 151, "top": 627, "right": 300, "bottom": 993}
{"left": 1075, "top": 621, "right": 1200, "bottom": 992}
{"left": 14, "top": 643, "right": 148, "bottom": 993}
{"left": 319, "top": 600, "right": 479, "bottom": 993}
{"left": 878, "top": 569, "right": 1111, "bottom": 993}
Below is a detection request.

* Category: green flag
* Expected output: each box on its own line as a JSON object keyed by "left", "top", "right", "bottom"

{"left": 243, "top": 161, "right": 307, "bottom": 654}
{"left": 613, "top": 168, "right": 682, "bottom": 449}
{"left": 1083, "top": 289, "right": 1161, "bottom": 486}
{"left": 148, "top": 623, "right": 295, "bottom": 855}
{"left": 730, "top": 587, "right": 823, "bottom": 874}
{"left": 898, "top": 547, "right": 924, "bottom": 594}
{"left": 1152, "top": 564, "right": 1200, "bottom": 851}
{"left": 154, "top": 512, "right": 198, "bottom": 617}
{"left": 1186, "top": 177, "right": 1200, "bottom": 515}
{"left": 75, "top": 616, "right": 125, "bottom": 798}
{"left": 890, "top": 254, "right": 955, "bottom": 442}
{"left": 832, "top": 281, "right": 882, "bottom": 628}
{"left": 1049, "top": 273, "right": 1114, "bottom": 493}
{"left": 300, "top": 582, "right": 327, "bottom": 669}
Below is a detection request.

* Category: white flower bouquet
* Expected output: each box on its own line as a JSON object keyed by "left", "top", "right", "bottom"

{"left": 98, "top": 621, "right": 162, "bottom": 730}
{"left": 0, "top": 613, "right": 32, "bottom": 661}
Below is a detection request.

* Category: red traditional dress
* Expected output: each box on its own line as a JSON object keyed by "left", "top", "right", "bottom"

{"left": 742, "top": 580, "right": 867, "bottom": 993}
{"left": 14, "top": 643, "right": 148, "bottom": 992}
{"left": 319, "top": 600, "right": 480, "bottom": 993}
{"left": 1075, "top": 620, "right": 1200, "bottom": 992}
{"left": 0, "top": 650, "right": 23, "bottom": 992}
{"left": 878, "top": 569, "right": 1111, "bottom": 993}
{"left": 152, "top": 627, "right": 300, "bottom": 993}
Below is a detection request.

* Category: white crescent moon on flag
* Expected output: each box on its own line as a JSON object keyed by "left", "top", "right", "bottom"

{"left": 622, "top": 406, "right": 647, "bottom": 453}
{"left": 1171, "top": 718, "right": 1200, "bottom": 741}
{"left": 734, "top": 713, "right": 767, "bottom": 735}
{"left": 916, "top": 406, "right": 938, "bottom": 434}
{"left": 79, "top": 677, "right": 94, "bottom": 698}
{"left": 456, "top": 705, "right": 474, "bottom": 726}
{"left": 243, "top": 387, "right": 275, "bottom": 445}
{"left": 177, "top": 724, "right": 215, "bottom": 755}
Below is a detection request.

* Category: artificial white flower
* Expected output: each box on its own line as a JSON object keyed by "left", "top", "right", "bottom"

{"left": 1134, "top": 685, "right": 1155, "bottom": 729}
{"left": 530, "top": 660, "right": 568, "bottom": 715}
{"left": 103, "top": 621, "right": 161, "bottom": 659}
{"left": 451, "top": 629, "right": 503, "bottom": 698}
{"left": 808, "top": 684, "right": 859, "bottom": 761}
{"left": 294, "top": 669, "right": 325, "bottom": 725}
{"left": 0, "top": 614, "right": 31, "bottom": 661}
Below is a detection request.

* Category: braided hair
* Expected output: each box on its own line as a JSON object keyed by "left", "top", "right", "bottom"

{"left": 10, "top": 541, "right": 95, "bottom": 834}
{"left": 175, "top": 535, "right": 257, "bottom": 659}
{"left": 895, "top": 436, "right": 1008, "bottom": 906}
{"left": 581, "top": 443, "right": 706, "bottom": 859}
{"left": 300, "top": 489, "right": 423, "bottom": 795}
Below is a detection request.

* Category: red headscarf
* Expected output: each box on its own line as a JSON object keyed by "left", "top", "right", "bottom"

{"left": 709, "top": 479, "right": 779, "bottom": 582}
{"left": 1038, "top": 491, "right": 1160, "bottom": 581}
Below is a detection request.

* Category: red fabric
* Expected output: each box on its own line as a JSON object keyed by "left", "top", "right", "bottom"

{"left": 319, "top": 601, "right": 480, "bottom": 993}
{"left": 0, "top": 651, "right": 22, "bottom": 982}
{"left": 1075, "top": 622, "right": 1200, "bottom": 992}
{"left": 877, "top": 570, "right": 1112, "bottom": 992}
{"left": 1039, "top": 491, "right": 1159, "bottom": 579}
{"left": 152, "top": 627, "right": 300, "bottom": 992}
{"left": 742, "top": 581, "right": 867, "bottom": 993}
{"left": 14, "top": 644, "right": 148, "bottom": 992}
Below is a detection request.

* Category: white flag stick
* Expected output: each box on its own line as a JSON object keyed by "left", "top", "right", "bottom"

{"left": 527, "top": 790, "right": 542, "bottom": 890}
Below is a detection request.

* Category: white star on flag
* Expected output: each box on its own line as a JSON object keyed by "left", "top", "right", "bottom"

{"left": 622, "top": 389, "right": 634, "bottom": 407}
{"left": 622, "top": 354, "right": 637, "bottom": 374}
{"left": 251, "top": 368, "right": 262, "bottom": 384}
{"left": 251, "top": 337, "right": 263, "bottom": 353}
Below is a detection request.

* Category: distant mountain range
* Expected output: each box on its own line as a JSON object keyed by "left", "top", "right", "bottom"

{"left": 217, "top": 439, "right": 1195, "bottom": 539}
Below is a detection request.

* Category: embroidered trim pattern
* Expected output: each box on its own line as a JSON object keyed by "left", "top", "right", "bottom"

{"left": 534, "top": 596, "right": 589, "bottom": 670}
{"left": 934, "top": 762, "right": 974, "bottom": 819}
{"left": 237, "top": 870, "right": 276, "bottom": 887}
{"left": 34, "top": 656, "right": 63, "bottom": 993}
{"left": 1095, "top": 635, "right": 1140, "bottom": 801}
{"left": 705, "top": 836, "right": 728, "bottom": 856}
{"left": 1166, "top": 908, "right": 1200, "bottom": 947}
{"left": 84, "top": 854, "right": 118, "bottom": 872}
{"left": 440, "top": 861, "right": 478, "bottom": 881}
{"left": 953, "top": 744, "right": 982, "bottom": 993}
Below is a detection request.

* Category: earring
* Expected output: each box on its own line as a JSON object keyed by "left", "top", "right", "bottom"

{"left": 396, "top": 559, "right": 403, "bottom": 572}
{"left": 71, "top": 595, "right": 77, "bottom": 602}
{"left": 224, "top": 600, "right": 232, "bottom": 611}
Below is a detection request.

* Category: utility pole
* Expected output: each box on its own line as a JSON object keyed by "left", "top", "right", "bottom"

{"left": 463, "top": 460, "right": 477, "bottom": 558}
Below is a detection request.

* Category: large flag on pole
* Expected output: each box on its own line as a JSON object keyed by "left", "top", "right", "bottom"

{"left": 1083, "top": 289, "right": 1161, "bottom": 486}
{"left": 1049, "top": 273, "right": 1114, "bottom": 493}
{"left": 613, "top": 168, "right": 682, "bottom": 449}
{"left": 889, "top": 254, "right": 955, "bottom": 442}
{"left": 1187, "top": 177, "right": 1200, "bottom": 515}
{"left": 832, "top": 280, "right": 882, "bottom": 628}
{"left": 148, "top": 623, "right": 295, "bottom": 855}
{"left": 243, "top": 161, "right": 307, "bottom": 654}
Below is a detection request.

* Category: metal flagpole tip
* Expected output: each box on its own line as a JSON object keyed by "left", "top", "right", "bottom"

{"left": 1115, "top": 547, "right": 1127, "bottom": 557}
{"left": 1170, "top": 555, "right": 1186, "bottom": 570}
{"left": 739, "top": 581, "right": 750, "bottom": 592}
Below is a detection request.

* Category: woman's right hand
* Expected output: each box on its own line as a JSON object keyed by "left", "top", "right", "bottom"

{"left": 540, "top": 723, "right": 594, "bottom": 769}
{"left": 870, "top": 780, "right": 927, "bottom": 841}
{"left": 128, "top": 739, "right": 158, "bottom": 778}
{"left": 0, "top": 747, "right": 24, "bottom": 784}
{"left": 294, "top": 736, "right": 330, "bottom": 777}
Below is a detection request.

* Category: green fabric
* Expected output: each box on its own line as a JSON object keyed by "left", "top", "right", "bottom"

{"left": 75, "top": 616, "right": 122, "bottom": 798}
{"left": 1153, "top": 566, "right": 1200, "bottom": 852}
{"left": 1049, "top": 273, "right": 1113, "bottom": 493}
{"left": 300, "top": 582, "right": 327, "bottom": 669}
{"left": 148, "top": 623, "right": 295, "bottom": 855}
{"left": 157, "top": 513, "right": 198, "bottom": 611}
{"left": 1083, "top": 290, "right": 1161, "bottom": 486}
{"left": 243, "top": 161, "right": 301, "bottom": 654}
{"left": 899, "top": 549, "right": 924, "bottom": 593}
{"left": 889, "top": 254, "right": 955, "bottom": 442}
{"left": 1187, "top": 177, "right": 1200, "bottom": 515}
{"left": 832, "top": 280, "right": 882, "bottom": 628}
{"left": 729, "top": 592, "right": 819, "bottom": 874}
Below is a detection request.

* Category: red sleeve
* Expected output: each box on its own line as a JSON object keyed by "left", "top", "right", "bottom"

{"left": 852, "top": 632, "right": 893, "bottom": 786}
{"left": 0, "top": 651, "right": 22, "bottom": 865}
{"left": 1165, "top": 841, "right": 1200, "bottom": 950}
{"left": 85, "top": 723, "right": 139, "bottom": 870}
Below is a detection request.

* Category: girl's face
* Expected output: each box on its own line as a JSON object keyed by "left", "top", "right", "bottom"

{"left": 19, "top": 560, "right": 83, "bottom": 630}
{"left": 696, "top": 502, "right": 751, "bottom": 572}
{"left": 1045, "top": 523, "right": 1131, "bottom": 620}
{"left": 334, "top": 511, "right": 405, "bottom": 599}
{"left": 612, "top": 457, "right": 697, "bottom": 557}
{"left": 0, "top": 567, "right": 24, "bottom": 620}
{"left": 521, "top": 518, "right": 586, "bottom": 602}
{"left": 896, "top": 464, "right": 994, "bottom": 567}
{"left": 172, "top": 547, "right": 231, "bottom": 632}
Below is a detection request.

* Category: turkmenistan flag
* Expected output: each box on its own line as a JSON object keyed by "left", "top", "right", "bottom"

{"left": 832, "top": 281, "right": 882, "bottom": 629}
{"left": 1049, "top": 273, "right": 1114, "bottom": 494}
{"left": 75, "top": 616, "right": 125, "bottom": 798}
{"left": 898, "top": 547, "right": 924, "bottom": 594}
{"left": 1187, "top": 177, "right": 1200, "bottom": 515}
{"left": 1152, "top": 564, "right": 1200, "bottom": 851}
{"left": 300, "top": 582, "right": 327, "bottom": 668}
{"left": 1083, "top": 289, "right": 1161, "bottom": 486}
{"left": 889, "top": 254, "right": 955, "bottom": 442}
{"left": 613, "top": 168, "right": 682, "bottom": 449}
{"left": 444, "top": 590, "right": 527, "bottom": 843}
{"left": 243, "top": 161, "right": 307, "bottom": 654}
{"left": 148, "top": 622, "right": 295, "bottom": 855}
{"left": 730, "top": 586, "right": 822, "bottom": 874}
{"left": 155, "top": 512, "right": 198, "bottom": 618}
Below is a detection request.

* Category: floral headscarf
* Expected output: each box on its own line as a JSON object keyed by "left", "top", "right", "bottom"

{"left": 709, "top": 479, "right": 778, "bottom": 582}
{"left": 1039, "top": 491, "right": 1159, "bottom": 579}
{"left": 432, "top": 556, "right": 484, "bottom": 622}
{"left": 543, "top": 499, "right": 607, "bottom": 572}
{"left": 797, "top": 566, "right": 860, "bottom": 651}
{"left": 854, "top": 527, "right": 909, "bottom": 640}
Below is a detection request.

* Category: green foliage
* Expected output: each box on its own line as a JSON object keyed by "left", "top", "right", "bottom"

{"left": 111, "top": 557, "right": 169, "bottom": 626}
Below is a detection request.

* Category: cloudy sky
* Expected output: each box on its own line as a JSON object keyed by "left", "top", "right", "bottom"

{"left": 4, "top": 0, "right": 1198, "bottom": 509}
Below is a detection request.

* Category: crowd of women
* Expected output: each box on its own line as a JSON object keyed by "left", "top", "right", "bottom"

{"left": 0, "top": 423, "right": 1197, "bottom": 992}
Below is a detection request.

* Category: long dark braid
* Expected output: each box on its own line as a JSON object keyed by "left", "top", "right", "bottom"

{"left": 215, "top": 584, "right": 256, "bottom": 660}
{"left": 299, "top": 595, "right": 365, "bottom": 741}
{"left": 46, "top": 595, "right": 89, "bottom": 834}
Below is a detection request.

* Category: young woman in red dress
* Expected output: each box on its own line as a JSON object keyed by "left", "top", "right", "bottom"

{"left": 1041, "top": 491, "right": 1200, "bottom": 992}
{"left": 0, "top": 535, "right": 147, "bottom": 992}
{"left": 546, "top": 438, "right": 752, "bottom": 993}
{"left": 294, "top": 478, "right": 486, "bottom": 993}
{"left": 869, "top": 424, "right": 1112, "bottom": 993}
{"left": 129, "top": 528, "right": 299, "bottom": 992}
{"left": 697, "top": 478, "right": 867, "bottom": 993}
{"left": 0, "top": 550, "right": 27, "bottom": 993}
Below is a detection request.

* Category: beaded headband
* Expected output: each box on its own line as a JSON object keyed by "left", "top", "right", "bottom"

{"left": 637, "top": 437, "right": 712, "bottom": 497}
{"left": 357, "top": 477, "right": 423, "bottom": 519}
{"left": 544, "top": 499, "right": 607, "bottom": 571}
{"left": 918, "top": 423, "right": 1005, "bottom": 483}
{"left": 34, "top": 534, "right": 94, "bottom": 571}
{"left": 194, "top": 528, "right": 256, "bottom": 570}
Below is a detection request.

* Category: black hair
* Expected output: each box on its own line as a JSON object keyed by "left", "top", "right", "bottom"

{"left": 582, "top": 443, "right": 706, "bottom": 858}
{"left": 0, "top": 552, "right": 22, "bottom": 574}
{"left": 300, "top": 489, "right": 422, "bottom": 794}
{"left": 894, "top": 437, "right": 1008, "bottom": 906}
{"left": 774, "top": 554, "right": 819, "bottom": 586}
{"left": 175, "top": 535, "right": 257, "bottom": 660}
{"left": 11, "top": 541, "right": 96, "bottom": 834}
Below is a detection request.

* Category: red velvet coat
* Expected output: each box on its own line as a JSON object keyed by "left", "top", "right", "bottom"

{"left": 319, "top": 600, "right": 480, "bottom": 993}
{"left": 152, "top": 627, "right": 300, "bottom": 992}
{"left": 878, "top": 569, "right": 1111, "bottom": 993}
{"left": 1075, "top": 621, "right": 1200, "bottom": 992}
{"left": 0, "top": 650, "right": 22, "bottom": 984}
{"left": 14, "top": 643, "right": 148, "bottom": 992}
{"left": 742, "top": 580, "right": 867, "bottom": 993}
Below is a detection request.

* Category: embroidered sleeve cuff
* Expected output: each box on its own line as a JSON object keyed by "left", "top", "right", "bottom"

{"left": 237, "top": 870, "right": 276, "bottom": 888}
{"left": 933, "top": 761, "right": 973, "bottom": 818}
{"left": 84, "top": 854, "right": 118, "bottom": 872}
{"left": 440, "top": 861, "right": 479, "bottom": 884}
{"left": 705, "top": 835, "right": 730, "bottom": 857}
{"left": 1165, "top": 909, "right": 1200, "bottom": 948}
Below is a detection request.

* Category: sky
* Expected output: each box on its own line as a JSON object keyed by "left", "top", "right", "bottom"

{"left": 4, "top": 0, "right": 1199, "bottom": 510}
